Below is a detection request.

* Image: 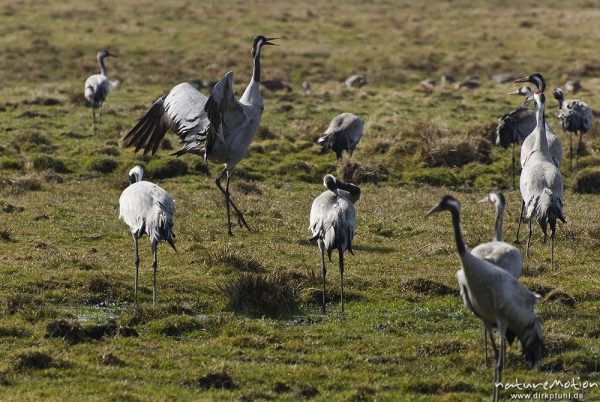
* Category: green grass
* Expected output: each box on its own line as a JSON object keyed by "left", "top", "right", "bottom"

{"left": 1, "top": 0, "right": 600, "bottom": 400}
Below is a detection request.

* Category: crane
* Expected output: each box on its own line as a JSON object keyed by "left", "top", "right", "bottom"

{"left": 119, "top": 166, "right": 176, "bottom": 305}
{"left": 553, "top": 88, "right": 593, "bottom": 170}
{"left": 309, "top": 174, "right": 360, "bottom": 313}
{"left": 427, "top": 195, "right": 544, "bottom": 402}
{"left": 122, "top": 36, "right": 277, "bottom": 235}
{"left": 515, "top": 73, "right": 566, "bottom": 268}
{"left": 84, "top": 50, "right": 116, "bottom": 134}
{"left": 470, "top": 191, "right": 522, "bottom": 366}
{"left": 317, "top": 113, "right": 364, "bottom": 160}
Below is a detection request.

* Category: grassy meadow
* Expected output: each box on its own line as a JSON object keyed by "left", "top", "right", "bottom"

{"left": 1, "top": 0, "right": 600, "bottom": 400}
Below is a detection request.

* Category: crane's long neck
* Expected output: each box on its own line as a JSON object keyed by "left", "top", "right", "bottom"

{"left": 98, "top": 55, "right": 107, "bottom": 76}
{"left": 450, "top": 207, "right": 466, "bottom": 255}
{"left": 533, "top": 99, "right": 549, "bottom": 155}
{"left": 493, "top": 204, "right": 504, "bottom": 242}
{"left": 240, "top": 46, "right": 264, "bottom": 106}
{"left": 337, "top": 181, "right": 361, "bottom": 204}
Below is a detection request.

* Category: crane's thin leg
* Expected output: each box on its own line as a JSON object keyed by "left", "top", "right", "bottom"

{"left": 551, "top": 230, "right": 555, "bottom": 269}
{"left": 92, "top": 107, "right": 97, "bottom": 135}
{"left": 493, "top": 336, "right": 506, "bottom": 402}
{"left": 515, "top": 201, "right": 525, "bottom": 243}
{"left": 525, "top": 220, "right": 532, "bottom": 268}
{"left": 577, "top": 132, "right": 583, "bottom": 167}
{"left": 511, "top": 143, "right": 516, "bottom": 190}
{"left": 484, "top": 327, "right": 489, "bottom": 368}
{"left": 569, "top": 131, "right": 573, "bottom": 171}
{"left": 321, "top": 247, "right": 327, "bottom": 314}
{"left": 152, "top": 243, "right": 158, "bottom": 306}
{"left": 225, "top": 172, "right": 250, "bottom": 231}
{"left": 133, "top": 234, "right": 139, "bottom": 305}
{"left": 339, "top": 247, "right": 345, "bottom": 314}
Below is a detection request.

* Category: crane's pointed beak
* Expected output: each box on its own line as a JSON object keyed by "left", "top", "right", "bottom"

{"left": 107, "top": 52, "right": 118, "bottom": 58}
{"left": 264, "top": 38, "right": 279, "bottom": 46}
{"left": 513, "top": 77, "right": 529, "bottom": 83}
{"left": 425, "top": 205, "right": 441, "bottom": 217}
{"left": 478, "top": 196, "right": 489, "bottom": 204}
{"left": 508, "top": 90, "right": 521, "bottom": 95}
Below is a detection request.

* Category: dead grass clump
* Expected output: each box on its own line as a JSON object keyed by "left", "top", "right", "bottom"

{"left": 573, "top": 167, "right": 600, "bottom": 194}
{"left": 45, "top": 318, "right": 123, "bottom": 343}
{"left": 192, "top": 160, "right": 210, "bottom": 175}
{"left": 101, "top": 353, "right": 127, "bottom": 367}
{"left": 256, "top": 125, "right": 277, "bottom": 140}
{"left": 182, "top": 372, "right": 236, "bottom": 390}
{"left": 13, "top": 132, "right": 55, "bottom": 153}
{"left": 545, "top": 289, "right": 577, "bottom": 309}
{"left": 98, "top": 146, "right": 120, "bottom": 156}
{"left": 32, "top": 155, "right": 69, "bottom": 173}
{"left": 0, "top": 326, "right": 30, "bottom": 338}
{"left": 1, "top": 293, "right": 37, "bottom": 315}
{"left": 420, "top": 134, "right": 491, "bottom": 168}
{"left": 0, "top": 229, "right": 15, "bottom": 242}
{"left": 235, "top": 181, "right": 262, "bottom": 195}
{"left": 14, "top": 351, "right": 54, "bottom": 371}
{"left": 1, "top": 203, "right": 24, "bottom": 213}
{"left": 150, "top": 315, "right": 201, "bottom": 336}
{"left": 219, "top": 272, "right": 300, "bottom": 317}
{"left": 205, "top": 244, "right": 265, "bottom": 273}
{"left": 340, "top": 160, "right": 389, "bottom": 184}
{"left": 146, "top": 159, "right": 188, "bottom": 179}
{"left": 89, "top": 158, "right": 118, "bottom": 173}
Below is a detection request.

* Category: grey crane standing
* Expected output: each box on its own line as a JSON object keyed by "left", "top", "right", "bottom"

{"left": 122, "top": 35, "right": 277, "bottom": 235}
{"left": 468, "top": 191, "right": 522, "bottom": 366}
{"left": 496, "top": 86, "right": 536, "bottom": 189}
{"left": 553, "top": 88, "right": 593, "bottom": 170}
{"left": 119, "top": 166, "right": 176, "bottom": 305}
{"left": 309, "top": 174, "right": 360, "bottom": 313}
{"left": 515, "top": 73, "right": 566, "bottom": 268}
{"left": 317, "top": 113, "right": 364, "bottom": 160}
{"left": 427, "top": 195, "right": 544, "bottom": 402}
{"left": 84, "top": 50, "right": 116, "bottom": 134}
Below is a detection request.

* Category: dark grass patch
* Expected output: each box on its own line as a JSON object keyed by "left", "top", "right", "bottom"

{"left": 273, "top": 381, "right": 292, "bottom": 393}
{"left": 12, "top": 132, "right": 56, "bottom": 154}
{"left": 32, "top": 155, "right": 69, "bottom": 173}
{"left": 414, "top": 340, "right": 466, "bottom": 357}
{"left": 1, "top": 293, "right": 38, "bottom": 315}
{"left": 256, "top": 125, "right": 277, "bottom": 140}
{"left": 22, "top": 97, "right": 62, "bottom": 106}
{"left": 14, "top": 351, "right": 54, "bottom": 371}
{"left": 45, "top": 318, "right": 129, "bottom": 343}
{"left": 0, "top": 157, "right": 23, "bottom": 170}
{"left": 368, "top": 222, "right": 396, "bottom": 238}
{"left": 1, "top": 202, "right": 24, "bottom": 213}
{"left": 403, "top": 167, "right": 461, "bottom": 187}
{"left": 1, "top": 176, "right": 42, "bottom": 195}
{"left": 235, "top": 181, "right": 262, "bottom": 195}
{"left": 160, "top": 139, "right": 173, "bottom": 150}
{"left": 401, "top": 278, "right": 457, "bottom": 296}
{"left": 101, "top": 353, "right": 127, "bottom": 367}
{"left": 219, "top": 272, "right": 300, "bottom": 317}
{"left": 89, "top": 158, "right": 118, "bottom": 173}
{"left": 61, "top": 131, "right": 88, "bottom": 139}
{"left": 182, "top": 372, "right": 237, "bottom": 390}
{"left": 146, "top": 159, "right": 188, "bottom": 179}
{"left": 573, "top": 167, "right": 600, "bottom": 194}
{"left": 0, "top": 326, "right": 30, "bottom": 338}
{"left": 544, "top": 290, "right": 577, "bottom": 308}
{"left": 340, "top": 160, "right": 389, "bottom": 184}
{"left": 0, "top": 229, "right": 15, "bottom": 242}
{"left": 191, "top": 160, "right": 210, "bottom": 175}
{"left": 296, "top": 385, "right": 319, "bottom": 399}
{"left": 17, "top": 110, "right": 48, "bottom": 119}
{"left": 98, "top": 146, "right": 120, "bottom": 156}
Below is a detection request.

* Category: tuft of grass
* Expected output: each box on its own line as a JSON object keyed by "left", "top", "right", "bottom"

{"left": 218, "top": 272, "right": 300, "bottom": 317}
{"left": 339, "top": 159, "right": 389, "bottom": 184}
{"left": 0, "top": 176, "right": 42, "bottom": 195}
{"left": 89, "top": 158, "right": 118, "bottom": 173}
{"left": 146, "top": 159, "right": 188, "bottom": 179}
{"left": 149, "top": 315, "right": 202, "bottom": 337}
{"left": 573, "top": 167, "right": 600, "bottom": 194}
{"left": 182, "top": 372, "right": 237, "bottom": 390}
{"left": 31, "top": 155, "right": 69, "bottom": 173}
{"left": 0, "top": 157, "right": 23, "bottom": 170}
{"left": 205, "top": 244, "right": 265, "bottom": 273}
{"left": 14, "top": 351, "right": 54, "bottom": 371}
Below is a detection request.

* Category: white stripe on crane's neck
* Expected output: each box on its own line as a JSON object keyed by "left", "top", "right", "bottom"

{"left": 251, "top": 40, "right": 264, "bottom": 83}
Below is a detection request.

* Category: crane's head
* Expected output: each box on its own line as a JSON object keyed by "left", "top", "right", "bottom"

{"left": 98, "top": 50, "right": 117, "bottom": 59}
{"left": 323, "top": 174, "right": 338, "bottom": 195}
{"left": 251, "top": 35, "right": 278, "bottom": 57}
{"left": 509, "top": 86, "right": 533, "bottom": 98}
{"left": 552, "top": 88, "right": 564, "bottom": 103}
{"left": 513, "top": 72, "right": 546, "bottom": 93}
{"left": 426, "top": 195, "right": 460, "bottom": 217}
{"left": 128, "top": 165, "right": 144, "bottom": 184}
{"left": 479, "top": 191, "right": 505, "bottom": 210}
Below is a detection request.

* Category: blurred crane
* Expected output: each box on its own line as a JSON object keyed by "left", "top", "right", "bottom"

{"left": 122, "top": 36, "right": 277, "bottom": 235}
{"left": 119, "top": 166, "right": 176, "bottom": 305}
{"left": 309, "top": 174, "right": 360, "bottom": 313}
{"left": 427, "top": 195, "right": 544, "bottom": 402}
{"left": 317, "top": 113, "right": 363, "bottom": 160}
{"left": 553, "top": 88, "right": 593, "bottom": 170}
{"left": 84, "top": 50, "right": 116, "bottom": 134}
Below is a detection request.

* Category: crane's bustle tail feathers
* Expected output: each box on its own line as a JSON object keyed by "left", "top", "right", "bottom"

{"left": 147, "top": 201, "right": 175, "bottom": 251}
{"left": 529, "top": 189, "right": 565, "bottom": 229}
